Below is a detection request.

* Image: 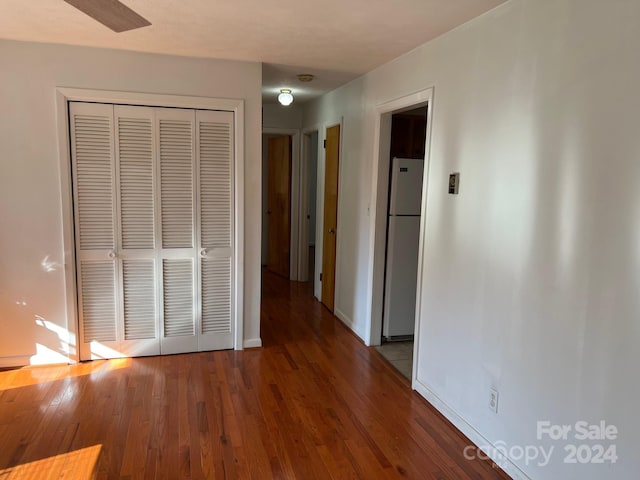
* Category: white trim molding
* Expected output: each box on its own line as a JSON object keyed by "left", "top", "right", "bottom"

{"left": 243, "top": 338, "right": 263, "bottom": 349}
{"left": 55, "top": 87, "right": 246, "bottom": 359}
{"left": 413, "top": 381, "right": 532, "bottom": 480}
{"left": 298, "top": 125, "right": 321, "bottom": 283}
{"left": 0, "top": 355, "right": 31, "bottom": 369}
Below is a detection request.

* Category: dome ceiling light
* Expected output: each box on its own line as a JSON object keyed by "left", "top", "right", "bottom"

{"left": 278, "top": 89, "right": 294, "bottom": 106}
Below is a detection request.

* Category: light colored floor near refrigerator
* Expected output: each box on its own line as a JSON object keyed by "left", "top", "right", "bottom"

{"left": 374, "top": 341, "right": 413, "bottom": 380}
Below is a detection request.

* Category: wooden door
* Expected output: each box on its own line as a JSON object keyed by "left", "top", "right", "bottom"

{"left": 321, "top": 125, "right": 340, "bottom": 311}
{"left": 267, "top": 135, "right": 292, "bottom": 278}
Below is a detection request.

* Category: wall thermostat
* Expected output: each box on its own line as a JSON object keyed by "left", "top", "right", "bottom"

{"left": 449, "top": 173, "right": 460, "bottom": 195}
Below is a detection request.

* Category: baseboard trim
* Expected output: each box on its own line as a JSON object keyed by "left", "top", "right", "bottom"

{"left": 334, "top": 307, "right": 353, "bottom": 328}
{"left": 0, "top": 355, "right": 30, "bottom": 369}
{"left": 413, "top": 379, "right": 531, "bottom": 480}
{"left": 243, "top": 338, "right": 262, "bottom": 349}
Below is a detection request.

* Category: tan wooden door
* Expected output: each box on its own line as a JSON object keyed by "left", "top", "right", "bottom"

{"left": 267, "top": 135, "right": 292, "bottom": 278}
{"left": 321, "top": 125, "right": 340, "bottom": 311}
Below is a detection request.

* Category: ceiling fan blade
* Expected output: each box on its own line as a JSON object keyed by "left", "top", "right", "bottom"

{"left": 64, "top": 0, "right": 151, "bottom": 33}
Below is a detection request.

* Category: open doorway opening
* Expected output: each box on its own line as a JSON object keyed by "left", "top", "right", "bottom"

{"left": 262, "top": 133, "right": 292, "bottom": 278}
{"left": 300, "top": 130, "right": 319, "bottom": 289}
{"left": 375, "top": 106, "right": 427, "bottom": 380}
{"left": 383, "top": 107, "right": 427, "bottom": 340}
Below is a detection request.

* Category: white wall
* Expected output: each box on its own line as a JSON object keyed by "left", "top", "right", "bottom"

{"left": 263, "top": 103, "right": 302, "bottom": 130}
{"left": 303, "top": 0, "right": 640, "bottom": 478}
{"left": 308, "top": 132, "right": 318, "bottom": 244}
{"left": 0, "top": 39, "right": 262, "bottom": 365}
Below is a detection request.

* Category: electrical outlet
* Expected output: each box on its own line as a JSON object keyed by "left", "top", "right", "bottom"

{"left": 489, "top": 388, "right": 499, "bottom": 414}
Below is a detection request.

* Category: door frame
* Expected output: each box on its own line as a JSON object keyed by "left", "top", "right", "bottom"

{"left": 365, "top": 88, "right": 434, "bottom": 362}
{"left": 298, "top": 126, "right": 320, "bottom": 283}
{"left": 56, "top": 87, "right": 246, "bottom": 362}
{"left": 262, "top": 127, "right": 300, "bottom": 281}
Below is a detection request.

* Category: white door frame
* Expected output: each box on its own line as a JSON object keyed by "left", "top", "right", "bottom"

{"left": 262, "top": 127, "right": 300, "bottom": 280}
{"left": 365, "top": 88, "right": 435, "bottom": 355}
{"left": 298, "top": 126, "right": 320, "bottom": 283}
{"left": 56, "top": 87, "right": 246, "bottom": 362}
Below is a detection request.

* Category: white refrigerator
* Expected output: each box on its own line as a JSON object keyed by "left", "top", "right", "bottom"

{"left": 383, "top": 157, "right": 424, "bottom": 339}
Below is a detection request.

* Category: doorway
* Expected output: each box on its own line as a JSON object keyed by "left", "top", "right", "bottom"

{"left": 367, "top": 88, "right": 434, "bottom": 387}
{"left": 382, "top": 107, "right": 427, "bottom": 341}
{"left": 375, "top": 107, "right": 427, "bottom": 380}
{"left": 300, "top": 130, "right": 319, "bottom": 289}
{"left": 261, "top": 128, "right": 302, "bottom": 281}
{"left": 265, "top": 135, "right": 292, "bottom": 278}
{"left": 321, "top": 124, "right": 340, "bottom": 312}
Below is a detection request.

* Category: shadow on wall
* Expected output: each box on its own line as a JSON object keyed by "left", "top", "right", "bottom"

{"left": 8, "top": 255, "right": 128, "bottom": 366}
{"left": 31, "top": 315, "right": 73, "bottom": 365}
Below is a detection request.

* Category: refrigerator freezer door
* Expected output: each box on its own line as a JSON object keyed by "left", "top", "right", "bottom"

{"left": 383, "top": 216, "right": 421, "bottom": 338}
{"left": 389, "top": 158, "right": 424, "bottom": 216}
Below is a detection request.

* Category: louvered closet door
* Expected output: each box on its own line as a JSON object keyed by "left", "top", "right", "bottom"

{"left": 114, "top": 105, "right": 160, "bottom": 357}
{"left": 156, "top": 108, "right": 199, "bottom": 355}
{"left": 70, "top": 102, "right": 121, "bottom": 360}
{"left": 196, "top": 110, "right": 234, "bottom": 350}
{"left": 72, "top": 103, "right": 235, "bottom": 360}
{"left": 72, "top": 103, "right": 161, "bottom": 360}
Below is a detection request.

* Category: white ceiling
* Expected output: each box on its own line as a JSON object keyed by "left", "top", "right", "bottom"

{"left": 0, "top": 0, "right": 507, "bottom": 104}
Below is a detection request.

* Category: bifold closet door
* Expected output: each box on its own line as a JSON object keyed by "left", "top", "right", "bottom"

{"left": 155, "top": 107, "right": 198, "bottom": 355}
{"left": 71, "top": 102, "right": 121, "bottom": 360}
{"left": 196, "top": 110, "right": 234, "bottom": 351}
{"left": 114, "top": 105, "right": 159, "bottom": 357}
{"left": 71, "top": 102, "right": 235, "bottom": 360}
{"left": 71, "top": 102, "right": 161, "bottom": 360}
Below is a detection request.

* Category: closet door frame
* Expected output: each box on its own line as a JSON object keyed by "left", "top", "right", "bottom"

{"left": 56, "top": 88, "right": 245, "bottom": 363}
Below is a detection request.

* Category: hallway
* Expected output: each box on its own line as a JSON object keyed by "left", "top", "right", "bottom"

{"left": 261, "top": 270, "right": 509, "bottom": 479}
{"left": 0, "top": 271, "right": 509, "bottom": 479}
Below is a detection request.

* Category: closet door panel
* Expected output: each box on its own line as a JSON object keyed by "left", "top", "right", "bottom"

{"left": 79, "top": 262, "right": 117, "bottom": 343}
{"left": 73, "top": 107, "right": 116, "bottom": 251}
{"left": 159, "top": 114, "right": 195, "bottom": 249}
{"left": 196, "top": 110, "right": 234, "bottom": 350}
{"left": 156, "top": 108, "right": 198, "bottom": 354}
{"left": 119, "top": 259, "right": 159, "bottom": 356}
{"left": 70, "top": 102, "right": 122, "bottom": 360}
{"left": 115, "top": 105, "right": 160, "bottom": 357}
{"left": 116, "top": 108, "right": 156, "bottom": 250}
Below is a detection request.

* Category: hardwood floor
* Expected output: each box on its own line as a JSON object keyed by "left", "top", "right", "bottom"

{"left": 0, "top": 271, "right": 509, "bottom": 479}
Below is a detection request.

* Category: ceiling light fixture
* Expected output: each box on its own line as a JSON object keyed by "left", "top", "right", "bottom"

{"left": 278, "top": 89, "right": 294, "bottom": 106}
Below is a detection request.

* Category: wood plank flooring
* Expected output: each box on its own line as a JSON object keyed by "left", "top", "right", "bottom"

{"left": 0, "top": 271, "right": 510, "bottom": 479}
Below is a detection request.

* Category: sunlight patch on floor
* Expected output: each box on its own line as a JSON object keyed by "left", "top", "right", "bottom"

{"left": 0, "top": 444, "right": 101, "bottom": 479}
{"left": 0, "top": 358, "right": 129, "bottom": 392}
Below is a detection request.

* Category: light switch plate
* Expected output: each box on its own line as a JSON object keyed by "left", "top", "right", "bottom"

{"left": 448, "top": 173, "right": 460, "bottom": 195}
